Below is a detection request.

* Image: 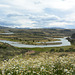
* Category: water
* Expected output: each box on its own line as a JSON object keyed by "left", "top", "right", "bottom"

{"left": 0, "top": 33, "right": 14, "bottom": 35}
{"left": 0, "top": 37, "right": 71, "bottom": 48}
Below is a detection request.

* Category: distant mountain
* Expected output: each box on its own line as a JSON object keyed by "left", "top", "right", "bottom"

{"left": 49, "top": 27, "right": 65, "bottom": 29}
{"left": 15, "top": 27, "right": 65, "bottom": 29}
{"left": 0, "top": 26, "right": 65, "bottom": 29}
{"left": 42, "top": 27, "right": 65, "bottom": 29}
{"left": 71, "top": 33, "right": 75, "bottom": 38}
{"left": 0, "top": 26, "right": 10, "bottom": 29}
{"left": 15, "top": 27, "right": 31, "bottom": 29}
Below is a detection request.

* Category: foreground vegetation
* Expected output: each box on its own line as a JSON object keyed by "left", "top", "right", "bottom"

{"left": 0, "top": 52, "right": 75, "bottom": 75}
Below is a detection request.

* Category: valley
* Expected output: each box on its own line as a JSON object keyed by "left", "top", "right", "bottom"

{"left": 0, "top": 26, "right": 75, "bottom": 75}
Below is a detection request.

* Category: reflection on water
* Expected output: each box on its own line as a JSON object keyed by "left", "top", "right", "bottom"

{"left": 0, "top": 37, "right": 71, "bottom": 48}
{"left": 0, "top": 33, "right": 14, "bottom": 34}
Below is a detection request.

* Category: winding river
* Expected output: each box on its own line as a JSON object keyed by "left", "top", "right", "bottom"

{"left": 0, "top": 32, "right": 14, "bottom": 35}
{"left": 0, "top": 37, "right": 71, "bottom": 48}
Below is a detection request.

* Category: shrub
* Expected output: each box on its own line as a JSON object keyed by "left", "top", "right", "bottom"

{"left": 59, "top": 48, "right": 64, "bottom": 52}
{"left": 50, "top": 49, "right": 55, "bottom": 52}
{"left": 0, "top": 53, "right": 75, "bottom": 75}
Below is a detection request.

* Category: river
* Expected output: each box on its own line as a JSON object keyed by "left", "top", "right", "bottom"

{"left": 0, "top": 37, "right": 71, "bottom": 48}
{"left": 0, "top": 32, "right": 14, "bottom": 35}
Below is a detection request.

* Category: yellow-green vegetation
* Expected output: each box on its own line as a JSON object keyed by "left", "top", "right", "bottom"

{"left": 0, "top": 36, "right": 60, "bottom": 45}
{"left": 0, "top": 42, "right": 30, "bottom": 61}
{"left": 0, "top": 29, "right": 5, "bottom": 33}
{"left": 26, "top": 45, "right": 75, "bottom": 52}
{"left": 0, "top": 52, "right": 75, "bottom": 75}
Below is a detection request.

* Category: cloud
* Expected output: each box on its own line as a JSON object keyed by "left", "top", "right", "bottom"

{"left": 0, "top": 4, "right": 10, "bottom": 8}
{"left": 0, "top": 0, "right": 75, "bottom": 28}
{"left": 2, "top": 0, "right": 75, "bottom": 12}
{"left": 64, "top": 13, "right": 75, "bottom": 22}
{"left": 13, "top": 19, "right": 36, "bottom": 28}
{"left": 48, "top": 22, "right": 73, "bottom": 28}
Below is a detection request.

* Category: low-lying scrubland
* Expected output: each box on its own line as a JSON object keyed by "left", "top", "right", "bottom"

{"left": 0, "top": 52, "right": 75, "bottom": 75}
{"left": 0, "top": 42, "right": 30, "bottom": 61}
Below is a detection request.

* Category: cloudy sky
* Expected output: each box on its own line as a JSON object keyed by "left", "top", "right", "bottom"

{"left": 0, "top": 0, "right": 75, "bottom": 28}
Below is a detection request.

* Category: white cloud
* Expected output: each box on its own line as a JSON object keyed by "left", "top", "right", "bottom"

{"left": 1, "top": 0, "right": 75, "bottom": 12}
{"left": 40, "top": 0, "right": 75, "bottom": 10}
{"left": 12, "top": 19, "right": 36, "bottom": 28}
{"left": 0, "top": 4, "right": 10, "bottom": 8}
{"left": 5, "top": 0, "right": 75, "bottom": 12}
{"left": 0, "top": 0, "right": 75, "bottom": 28}
{"left": 64, "top": 13, "right": 75, "bottom": 22}
{"left": 48, "top": 22, "right": 73, "bottom": 27}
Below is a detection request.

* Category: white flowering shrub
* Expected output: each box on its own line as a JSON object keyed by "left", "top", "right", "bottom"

{"left": 0, "top": 53, "right": 75, "bottom": 75}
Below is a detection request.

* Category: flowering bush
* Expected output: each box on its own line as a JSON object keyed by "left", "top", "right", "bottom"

{"left": 0, "top": 53, "right": 75, "bottom": 75}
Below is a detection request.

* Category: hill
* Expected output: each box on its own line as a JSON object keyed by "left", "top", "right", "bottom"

{"left": 71, "top": 33, "right": 75, "bottom": 38}
{"left": 0, "top": 26, "right": 10, "bottom": 29}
